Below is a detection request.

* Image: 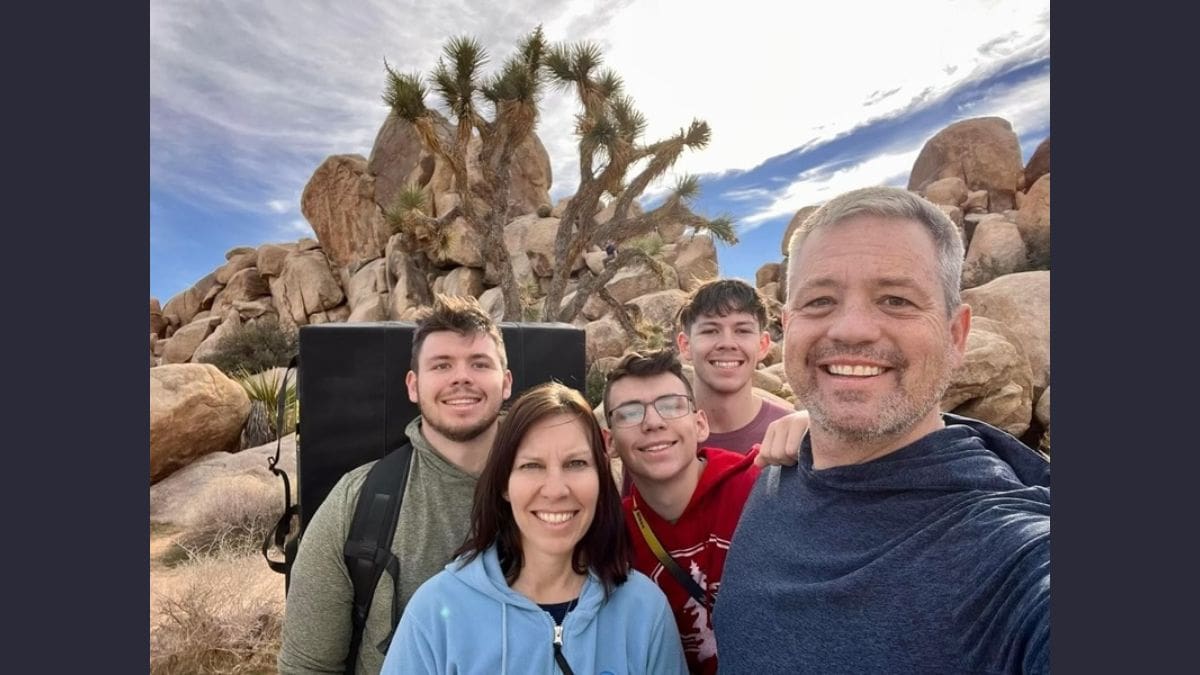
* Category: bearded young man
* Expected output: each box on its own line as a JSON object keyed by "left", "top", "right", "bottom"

{"left": 714, "top": 187, "right": 1051, "bottom": 675}
{"left": 279, "top": 295, "right": 513, "bottom": 675}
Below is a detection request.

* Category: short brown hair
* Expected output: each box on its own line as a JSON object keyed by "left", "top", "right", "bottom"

{"left": 453, "top": 382, "right": 631, "bottom": 595}
{"left": 678, "top": 278, "right": 769, "bottom": 334}
{"left": 602, "top": 349, "right": 694, "bottom": 415}
{"left": 410, "top": 294, "right": 507, "bottom": 371}
{"left": 786, "top": 186, "right": 964, "bottom": 315}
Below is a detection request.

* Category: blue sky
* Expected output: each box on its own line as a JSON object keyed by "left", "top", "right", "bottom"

{"left": 151, "top": 0, "right": 1050, "bottom": 303}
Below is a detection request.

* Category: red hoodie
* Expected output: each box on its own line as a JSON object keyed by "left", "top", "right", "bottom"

{"left": 622, "top": 446, "right": 761, "bottom": 675}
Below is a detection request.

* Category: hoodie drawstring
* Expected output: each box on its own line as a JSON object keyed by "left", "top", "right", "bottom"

{"left": 501, "top": 603, "right": 508, "bottom": 675}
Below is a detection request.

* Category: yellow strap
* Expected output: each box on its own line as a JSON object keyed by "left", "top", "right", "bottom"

{"left": 631, "top": 493, "right": 709, "bottom": 609}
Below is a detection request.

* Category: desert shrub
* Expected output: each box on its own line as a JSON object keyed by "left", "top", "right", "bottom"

{"left": 150, "top": 551, "right": 283, "bottom": 674}
{"left": 236, "top": 368, "right": 298, "bottom": 442}
{"left": 198, "top": 318, "right": 298, "bottom": 376}
{"left": 585, "top": 363, "right": 607, "bottom": 410}
{"left": 519, "top": 279, "right": 543, "bottom": 322}
{"left": 169, "top": 478, "right": 281, "bottom": 565}
{"left": 1025, "top": 247, "right": 1051, "bottom": 272}
{"left": 630, "top": 318, "right": 667, "bottom": 352}
{"left": 627, "top": 232, "right": 664, "bottom": 257}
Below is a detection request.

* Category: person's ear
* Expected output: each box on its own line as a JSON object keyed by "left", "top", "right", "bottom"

{"left": 694, "top": 408, "right": 710, "bottom": 444}
{"left": 949, "top": 303, "right": 971, "bottom": 364}
{"left": 406, "top": 370, "right": 418, "bottom": 403}
{"left": 676, "top": 331, "right": 692, "bottom": 362}
{"left": 757, "top": 331, "right": 771, "bottom": 363}
{"left": 601, "top": 427, "right": 618, "bottom": 458}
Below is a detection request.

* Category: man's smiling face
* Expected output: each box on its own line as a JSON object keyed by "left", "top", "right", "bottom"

{"left": 604, "top": 372, "right": 709, "bottom": 486}
{"left": 678, "top": 311, "right": 770, "bottom": 396}
{"left": 406, "top": 330, "right": 512, "bottom": 443}
{"left": 783, "top": 215, "right": 969, "bottom": 444}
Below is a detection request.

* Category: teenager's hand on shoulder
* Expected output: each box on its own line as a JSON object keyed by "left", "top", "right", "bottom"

{"left": 754, "top": 410, "right": 810, "bottom": 467}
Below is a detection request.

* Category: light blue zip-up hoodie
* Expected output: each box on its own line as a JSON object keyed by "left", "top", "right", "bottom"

{"left": 381, "top": 544, "right": 689, "bottom": 675}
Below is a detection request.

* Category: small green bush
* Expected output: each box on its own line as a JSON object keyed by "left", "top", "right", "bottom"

{"left": 198, "top": 318, "right": 298, "bottom": 376}
{"left": 631, "top": 319, "right": 667, "bottom": 352}
{"left": 236, "top": 368, "right": 298, "bottom": 440}
{"left": 627, "top": 232, "right": 664, "bottom": 257}
{"left": 585, "top": 364, "right": 607, "bottom": 410}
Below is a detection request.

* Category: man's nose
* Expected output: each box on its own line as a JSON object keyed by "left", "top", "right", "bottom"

{"left": 640, "top": 403, "right": 667, "bottom": 430}
{"left": 825, "top": 301, "right": 882, "bottom": 344}
{"left": 449, "top": 363, "right": 474, "bottom": 384}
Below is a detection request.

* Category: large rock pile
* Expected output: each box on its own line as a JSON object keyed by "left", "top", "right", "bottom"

{"left": 151, "top": 115, "right": 1051, "bottom": 484}
{"left": 149, "top": 112, "right": 725, "bottom": 481}
{"left": 151, "top": 112, "right": 718, "bottom": 369}
{"left": 757, "top": 118, "right": 1050, "bottom": 450}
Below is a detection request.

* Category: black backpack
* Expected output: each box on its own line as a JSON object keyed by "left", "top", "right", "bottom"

{"left": 262, "top": 321, "right": 586, "bottom": 670}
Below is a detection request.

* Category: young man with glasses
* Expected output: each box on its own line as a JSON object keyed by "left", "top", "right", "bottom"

{"left": 602, "top": 349, "right": 760, "bottom": 675}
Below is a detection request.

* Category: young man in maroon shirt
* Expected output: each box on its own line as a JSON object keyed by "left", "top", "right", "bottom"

{"left": 676, "top": 279, "right": 795, "bottom": 454}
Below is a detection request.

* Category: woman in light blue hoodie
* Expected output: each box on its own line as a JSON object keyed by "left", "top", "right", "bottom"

{"left": 381, "top": 382, "right": 688, "bottom": 675}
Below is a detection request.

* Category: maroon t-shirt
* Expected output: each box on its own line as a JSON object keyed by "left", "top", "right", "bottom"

{"left": 704, "top": 397, "right": 794, "bottom": 454}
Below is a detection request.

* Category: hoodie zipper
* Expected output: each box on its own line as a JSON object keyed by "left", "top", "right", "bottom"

{"left": 552, "top": 623, "right": 574, "bottom": 675}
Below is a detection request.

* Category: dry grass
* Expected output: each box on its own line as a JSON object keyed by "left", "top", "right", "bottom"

{"left": 168, "top": 475, "right": 282, "bottom": 565}
{"left": 150, "top": 550, "right": 284, "bottom": 674}
{"left": 150, "top": 460, "right": 292, "bottom": 671}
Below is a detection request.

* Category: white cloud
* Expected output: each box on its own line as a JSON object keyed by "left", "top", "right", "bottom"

{"left": 738, "top": 68, "right": 1050, "bottom": 232}
{"left": 278, "top": 219, "right": 315, "bottom": 238}
{"left": 536, "top": 0, "right": 1049, "bottom": 197}
{"left": 740, "top": 150, "right": 918, "bottom": 228}
{"left": 266, "top": 199, "right": 290, "bottom": 213}
{"left": 151, "top": 0, "right": 1049, "bottom": 260}
{"left": 722, "top": 187, "right": 774, "bottom": 202}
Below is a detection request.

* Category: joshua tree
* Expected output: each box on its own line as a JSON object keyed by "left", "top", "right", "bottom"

{"left": 383, "top": 26, "right": 736, "bottom": 323}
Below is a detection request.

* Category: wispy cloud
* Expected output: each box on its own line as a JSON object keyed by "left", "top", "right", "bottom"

{"left": 722, "top": 187, "right": 773, "bottom": 202}
{"left": 279, "top": 218, "right": 315, "bottom": 238}
{"left": 150, "top": 0, "right": 1049, "bottom": 301}
{"left": 734, "top": 65, "right": 1049, "bottom": 232}
{"left": 740, "top": 150, "right": 918, "bottom": 229}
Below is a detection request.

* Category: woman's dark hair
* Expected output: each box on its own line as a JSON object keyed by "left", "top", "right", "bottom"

{"left": 454, "top": 381, "right": 631, "bottom": 595}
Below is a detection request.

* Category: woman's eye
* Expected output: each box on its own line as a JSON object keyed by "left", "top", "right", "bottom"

{"left": 566, "top": 459, "right": 590, "bottom": 469}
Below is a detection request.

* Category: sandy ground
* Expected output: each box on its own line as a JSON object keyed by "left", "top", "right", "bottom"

{"left": 149, "top": 527, "right": 186, "bottom": 630}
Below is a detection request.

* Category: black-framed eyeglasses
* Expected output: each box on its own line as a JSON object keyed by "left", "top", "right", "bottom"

{"left": 608, "top": 394, "right": 694, "bottom": 428}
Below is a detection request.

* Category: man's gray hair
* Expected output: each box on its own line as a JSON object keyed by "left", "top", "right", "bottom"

{"left": 786, "top": 186, "right": 965, "bottom": 314}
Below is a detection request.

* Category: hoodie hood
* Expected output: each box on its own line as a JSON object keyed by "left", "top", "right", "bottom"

{"left": 446, "top": 545, "right": 605, "bottom": 628}
{"left": 692, "top": 445, "right": 761, "bottom": 502}
{"left": 796, "top": 412, "right": 1050, "bottom": 497}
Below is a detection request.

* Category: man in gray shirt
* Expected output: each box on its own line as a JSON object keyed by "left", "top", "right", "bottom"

{"left": 278, "top": 295, "right": 513, "bottom": 675}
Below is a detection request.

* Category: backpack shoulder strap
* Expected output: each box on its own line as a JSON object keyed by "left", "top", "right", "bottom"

{"left": 342, "top": 442, "right": 414, "bottom": 673}
{"left": 263, "top": 355, "right": 299, "bottom": 577}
